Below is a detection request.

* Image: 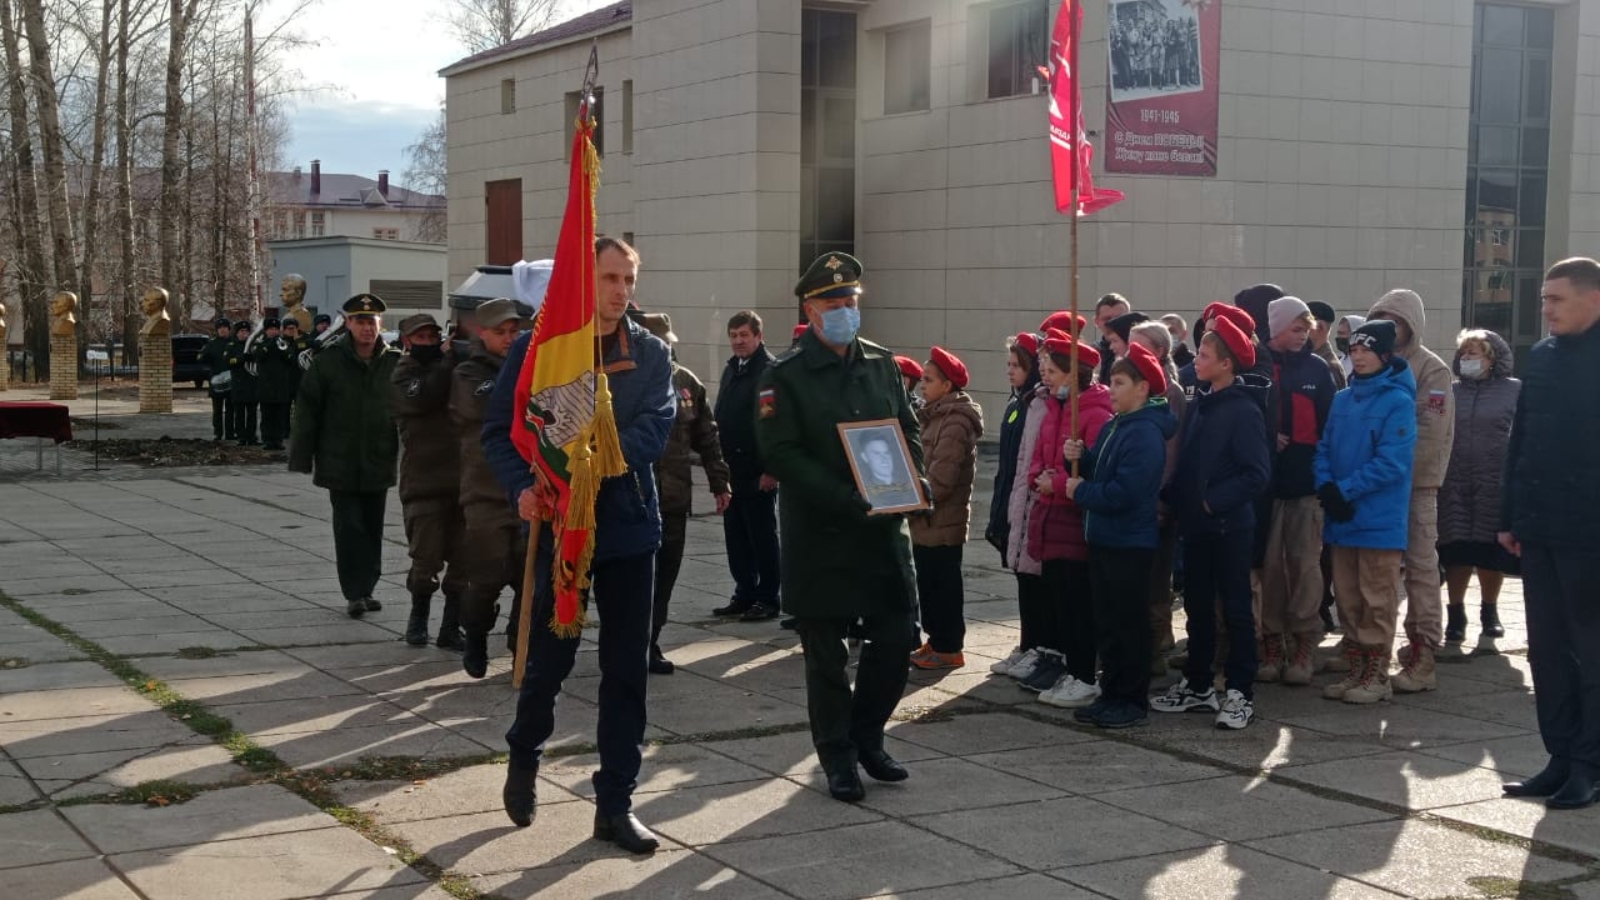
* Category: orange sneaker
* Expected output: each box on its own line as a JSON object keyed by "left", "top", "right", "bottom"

{"left": 908, "top": 642, "right": 934, "bottom": 665}
{"left": 912, "top": 650, "right": 965, "bottom": 671}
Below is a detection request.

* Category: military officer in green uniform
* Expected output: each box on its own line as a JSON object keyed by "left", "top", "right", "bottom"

{"left": 755, "top": 252, "right": 924, "bottom": 803}
{"left": 289, "top": 294, "right": 402, "bottom": 618}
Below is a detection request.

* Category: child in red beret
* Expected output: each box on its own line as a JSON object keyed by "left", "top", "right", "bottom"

{"left": 910, "top": 347, "right": 985, "bottom": 670}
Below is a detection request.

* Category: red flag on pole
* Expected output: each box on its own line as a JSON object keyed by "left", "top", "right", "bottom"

{"left": 1045, "top": 0, "right": 1123, "bottom": 216}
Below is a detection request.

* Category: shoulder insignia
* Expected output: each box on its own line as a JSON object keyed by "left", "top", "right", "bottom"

{"left": 758, "top": 387, "right": 777, "bottom": 419}
{"left": 474, "top": 379, "right": 495, "bottom": 396}
{"left": 405, "top": 378, "right": 422, "bottom": 398}
{"left": 771, "top": 347, "right": 801, "bottom": 367}
{"left": 678, "top": 386, "right": 692, "bottom": 401}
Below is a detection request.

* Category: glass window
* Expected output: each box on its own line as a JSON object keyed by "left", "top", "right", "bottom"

{"left": 884, "top": 22, "right": 932, "bottom": 114}
{"left": 1481, "top": 5, "right": 1522, "bottom": 45}
{"left": 800, "top": 10, "right": 858, "bottom": 280}
{"left": 1477, "top": 48, "right": 1522, "bottom": 123}
{"left": 819, "top": 11, "right": 858, "bottom": 89}
{"left": 500, "top": 79, "right": 516, "bottom": 115}
{"left": 988, "top": 0, "right": 1049, "bottom": 99}
{"left": 1525, "top": 57, "right": 1550, "bottom": 119}
{"left": 1477, "top": 126, "right": 1518, "bottom": 166}
{"left": 1526, "top": 7, "right": 1555, "bottom": 49}
{"left": 621, "top": 81, "right": 633, "bottom": 153}
{"left": 823, "top": 97, "right": 856, "bottom": 159}
{"left": 311, "top": 212, "right": 324, "bottom": 238}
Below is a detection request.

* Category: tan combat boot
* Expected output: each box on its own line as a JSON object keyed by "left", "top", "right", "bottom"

{"left": 1256, "top": 634, "right": 1285, "bottom": 682}
{"left": 1342, "top": 645, "right": 1394, "bottom": 704}
{"left": 1281, "top": 633, "right": 1316, "bottom": 686}
{"left": 1321, "top": 641, "right": 1364, "bottom": 700}
{"left": 1391, "top": 641, "right": 1438, "bottom": 693}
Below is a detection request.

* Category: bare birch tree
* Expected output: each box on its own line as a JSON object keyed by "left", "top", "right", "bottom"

{"left": 445, "top": 0, "right": 561, "bottom": 54}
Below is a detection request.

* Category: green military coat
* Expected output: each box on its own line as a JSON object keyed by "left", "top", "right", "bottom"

{"left": 288, "top": 338, "right": 401, "bottom": 493}
{"left": 755, "top": 331, "right": 923, "bottom": 619}
{"left": 252, "top": 335, "right": 299, "bottom": 404}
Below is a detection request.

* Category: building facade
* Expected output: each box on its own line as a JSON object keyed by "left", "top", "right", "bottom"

{"left": 265, "top": 237, "right": 449, "bottom": 324}
{"left": 443, "top": 0, "right": 1600, "bottom": 419}
{"left": 266, "top": 162, "right": 446, "bottom": 245}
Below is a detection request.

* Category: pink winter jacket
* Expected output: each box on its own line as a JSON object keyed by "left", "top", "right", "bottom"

{"left": 1026, "top": 385, "right": 1114, "bottom": 563}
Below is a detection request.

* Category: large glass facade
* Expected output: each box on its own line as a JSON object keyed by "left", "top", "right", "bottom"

{"left": 800, "top": 8, "right": 858, "bottom": 287}
{"left": 1463, "top": 3, "right": 1554, "bottom": 358}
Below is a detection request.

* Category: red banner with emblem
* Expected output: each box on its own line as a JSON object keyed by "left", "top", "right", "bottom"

{"left": 1045, "top": 0, "right": 1124, "bottom": 216}
{"left": 1105, "top": 0, "right": 1221, "bottom": 176}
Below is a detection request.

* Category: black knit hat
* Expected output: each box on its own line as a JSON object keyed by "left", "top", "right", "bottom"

{"left": 1107, "top": 311, "right": 1151, "bottom": 342}
{"left": 1306, "top": 300, "right": 1337, "bottom": 324}
{"left": 1350, "top": 320, "right": 1397, "bottom": 358}
{"left": 1234, "top": 283, "right": 1286, "bottom": 342}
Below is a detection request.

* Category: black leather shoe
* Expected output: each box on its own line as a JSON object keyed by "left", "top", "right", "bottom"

{"left": 463, "top": 632, "right": 489, "bottom": 679}
{"left": 780, "top": 617, "right": 798, "bottom": 631}
{"left": 1547, "top": 765, "right": 1599, "bottom": 810}
{"left": 712, "top": 599, "right": 752, "bottom": 617}
{"left": 648, "top": 647, "right": 675, "bottom": 675}
{"left": 1505, "top": 758, "right": 1570, "bottom": 798}
{"left": 362, "top": 596, "right": 382, "bottom": 612}
{"left": 858, "top": 749, "right": 908, "bottom": 782}
{"left": 593, "top": 811, "right": 660, "bottom": 853}
{"left": 1482, "top": 604, "right": 1505, "bottom": 639}
{"left": 827, "top": 767, "right": 865, "bottom": 802}
{"left": 436, "top": 626, "right": 466, "bottom": 652}
{"left": 502, "top": 765, "right": 537, "bottom": 827}
{"left": 346, "top": 599, "right": 366, "bottom": 619}
{"left": 740, "top": 603, "right": 780, "bottom": 622}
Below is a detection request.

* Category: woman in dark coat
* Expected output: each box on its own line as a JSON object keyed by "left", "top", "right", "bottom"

{"left": 1436, "top": 329, "right": 1521, "bottom": 644}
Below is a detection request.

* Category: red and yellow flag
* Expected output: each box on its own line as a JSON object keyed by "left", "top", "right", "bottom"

{"left": 510, "top": 102, "right": 627, "bottom": 637}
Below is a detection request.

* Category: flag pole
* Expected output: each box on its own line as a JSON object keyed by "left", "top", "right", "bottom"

{"left": 1067, "top": 0, "right": 1081, "bottom": 478}
{"left": 511, "top": 518, "right": 541, "bottom": 690}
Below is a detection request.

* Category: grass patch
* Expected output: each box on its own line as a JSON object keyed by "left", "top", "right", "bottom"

{"left": 1464, "top": 875, "right": 1579, "bottom": 899}
{"left": 303, "top": 753, "right": 506, "bottom": 784}
{"left": 175, "top": 646, "right": 222, "bottom": 660}
{"left": 0, "top": 656, "right": 28, "bottom": 669}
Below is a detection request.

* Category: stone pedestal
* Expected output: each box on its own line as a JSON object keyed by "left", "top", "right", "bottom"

{"left": 0, "top": 352, "right": 8, "bottom": 392}
{"left": 49, "top": 335, "right": 77, "bottom": 400}
{"left": 139, "top": 334, "right": 173, "bottom": 413}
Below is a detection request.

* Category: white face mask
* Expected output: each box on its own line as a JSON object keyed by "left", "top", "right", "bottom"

{"left": 1459, "top": 358, "right": 1486, "bottom": 379}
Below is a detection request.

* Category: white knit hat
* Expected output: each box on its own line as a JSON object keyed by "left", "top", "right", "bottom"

{"left": 1267, "top": 296, "right": 1312, "bottom": 339}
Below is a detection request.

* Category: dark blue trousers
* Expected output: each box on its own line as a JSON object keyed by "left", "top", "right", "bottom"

{"left": 1523, "top": 543, "right": 1600, "bottom": 768}
{"left": 1180, "top": 530, "right": 1257, "bottom": 699}
{"left": 505, "top": 541, "right": 655, "bottom": 816}
{"left": 724, "top": 483, "right": 780, "bottom": 605}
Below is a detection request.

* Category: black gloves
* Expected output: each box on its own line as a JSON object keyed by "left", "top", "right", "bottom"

{"left": 1318, "top": 483, "right": 1356, "bottom": 523}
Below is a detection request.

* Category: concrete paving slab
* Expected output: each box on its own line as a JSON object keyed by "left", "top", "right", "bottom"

{"left": 1431, "top": 796, "right": 1600, "bottom": 859}
{"left": 965, "top": 739, "right": 1229, "bottom": 795}
{"left": 0, "top": 685, "right": 156, "bottom": 721}
{"left": 537, "top": 741, "right": 773, "bottom": 799}
{"left": 135, "top": 649, "right": 310, "bottom": 682}
{"left": 161, "top": 668, "right": 371, "bottom": 705}
{"left": 813, "top": 755, "right": 1067, "bottom": 817}
{"left": 0, "top": 634, "right": 84, "bottom": 662}
{"left": 1246, "top": 818, "right": 1586, "bottom": 897}
{"left": 1275, "top": 750, "right": 1520, "bottom": 810}
{"left": 70, "top": 613, "right": 224, "bottom": 639}
{"left": 36, "top": 742, "right": 248, "bottom": 800}
{"left": 0, "top": 808, "right": 98, "bottom": 868}
{"left": 0, "top": 710, "right": 197, "bottom": 760}
{"left": 238, "top": 621, "right": 405, "bottom": 647}
{"left": 0, "top": 757, "right": 43, "bottom": 806}
{"left": 1056, "top": 843, "right": 1408, "bottom": 900}
{"left": 207, "top": 695, "right": 417, "bottom": 736}
{"left": 0, "top": 660, "right": 122, "bottom": 691}
{"left": 704, "top": 727, "right": 940, "bottom": 777}
{"left": 110, "top": 826, "right": 427, "bottom": 900}
{"left": 1136, "top": 718, "right": 1397, "bottom": 771}
{"left": 96, "top": 631, "right": 259, "bottom": 657}
{"left": 700, "top": 819, "right": 1021, "bottom": 900}
{"left": 1273, "top": 704, "right": 1534, "bottom": 750}
{"left": 1415, "top": 732, "right": 1551, "bottom": 780}
{"left": 469, "top": 848, "right": 791, "bottom": 900}
{"left": 919, "top": 795, "right": 1216, "bottom": 870}
{"left": 636, "top": 775, "right": 884, "bottom": 846}
{"left": 286, "top": 642, "right": 456, "bottom": 669}
{"left": 326, "top": 660, "right": 492, "bottom": 695}
{"left": 882, "top": 872, "right": 1105, "bottom": 900}
{"left": 1, "top": 858, "right": 144, "bottom": 899}
{"left": 254, "top": 722, "right": 493, "bottom": 769}
{"left": 61, "top": 784, "right": 338, "bottom": 853}
{"left": 42, "top": 598, "right": 175, "bottom": 624}
{"left": 333, "top": 766, "right": 585, "bottom": 826}
{"left": 884, "top": 709, "right": 1098, "bottom": 756}
{"left": 1095, "top": 774, "right": 1395, "bottom": 841}
{"left": 385, "top": 802, "right": 682, "bottom": 875}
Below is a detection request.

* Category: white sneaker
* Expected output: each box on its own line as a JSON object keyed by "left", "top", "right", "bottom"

{"left": 1039, "top": 674, "right": 1101, "bottom": 709}
{"left": 1214, "top": 689, "right": 1254, "bottom": 730}
{"left": 990, "top": 647, "right": 1026, "bottom": 676}
{"left": 1150, "top": 678, "right": 1221, "bottom": 714}
{"left": 1007, "top": 648, "right": 1043, "bottom": 681}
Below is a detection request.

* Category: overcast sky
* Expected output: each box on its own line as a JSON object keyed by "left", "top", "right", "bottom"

{"left": 271, "top": 0, "right": 609, "bottom": 185}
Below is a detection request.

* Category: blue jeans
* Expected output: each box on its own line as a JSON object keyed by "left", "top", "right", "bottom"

{"left": 505, "top": 541, "right": 655, "bottom": 816}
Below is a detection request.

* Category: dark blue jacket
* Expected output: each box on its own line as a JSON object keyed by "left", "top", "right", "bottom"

{"left": 986, "top": 377, "right": 1040, "bottom": 554}
{"left": 481, "top": 317, "right": 676, "bottom": 561}
{"left": 1073, "top": 399, "right": 1178, "bottom": 550}
{"left": 1164, "top": 378, "right": 1272, "bottom": 538}
{"left": 1502, "top": 324, "right": 1600, "bottom": 549}
{"left": 1315, "top": 358, "right": 1416, "bottom": 550}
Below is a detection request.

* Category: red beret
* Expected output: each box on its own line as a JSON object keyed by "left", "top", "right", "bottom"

{"left": 1125, "top": 341, "right": 1169, "bottom": 397}
{"left": 1010, "top": 332, "right": 1040, "bottom": 358}
{"left": 792, "top": 323, "right": 808, "bottom": 340}
{"left": 895, "top": 355, "right": 924, "bottom": 381}
{"left": 1039, "top": 311, "right": 1087, "bottom": 338}
{"left": 1042, "top": 334, "right": 1101, "bottom": 370}
{"left": 1210, "top": 316, "right": 1257, "bottom": 370}
{"left": 927, "top": 346, "right": 969, "bottom": 390}
{"left": 1202, "top": 302, "right": 1256, "bottom": 338}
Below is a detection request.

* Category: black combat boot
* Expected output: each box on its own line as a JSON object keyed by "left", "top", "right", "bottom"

{"left": 436, "top": 594, "right": 465, "bottom": 651}
{"left": 1481, "top": 604, "right": 1505, "bottom": 639}
{"left": 1445, "top": 604, "right": 1468, "bottom": 644}
{"left": 463, "top": 630, "right": 489, "bottom": 679}
{"left": 404, "top": 593, "right": 431, "bottom": 647}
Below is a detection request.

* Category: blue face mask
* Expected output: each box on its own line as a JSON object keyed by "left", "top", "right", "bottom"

{"left": 818, "top": 305, "right": 861, "bottom": 346}
{"left": 1055, "top": 385, "right": 1071, "bottom": 401}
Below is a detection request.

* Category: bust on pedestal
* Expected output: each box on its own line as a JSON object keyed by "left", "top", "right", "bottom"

{"left": 49, "top": 291, "right": 78, "bottom": 401}
{"left": 139, "top": 287, "right": 173, "bottom": 413}
{"left": 280, "top": 274, "right": 313, "bottom": 333}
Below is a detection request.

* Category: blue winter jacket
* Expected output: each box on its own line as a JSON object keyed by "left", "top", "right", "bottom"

{"left": 1314, "top": 358, "right": 1417, "bottom": 550}
{"left": 1073, "top": 399, "right": 1178, "bottom": 550}
{"left": 481, "top": 317, "right": 677, "bottom": 561}
{"left": 1163, "top": 378, "right": 1272, "bottom": 538}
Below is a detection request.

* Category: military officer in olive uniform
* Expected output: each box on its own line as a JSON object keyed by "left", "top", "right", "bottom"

{"left": 227, "top": 320, "right": 260, "bottom": 445}
{"left": 449, "top": 298, "right": 528, "bottom": 678}
{"left": 638, "top": 313, "right": 732, "bottom": 675}
{"left": 252, "top": 317, "right": 297, "bottom": 451}
{"left": 289, "top": 294, "right": 402, "bottom": 619}
{"left": 755, "top": 252, "right": 924, "bottom": 803}
{"left": 390, "top": 313, "right": 468, "bottom": 649}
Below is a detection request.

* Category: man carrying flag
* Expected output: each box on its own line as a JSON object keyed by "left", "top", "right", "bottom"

{"left": 480, "top": 90, "right": 675, "bottom": 853}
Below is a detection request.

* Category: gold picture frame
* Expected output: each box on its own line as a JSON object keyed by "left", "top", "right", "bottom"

{"left": 836, "top": 419, "right": 929, "bottom": 516}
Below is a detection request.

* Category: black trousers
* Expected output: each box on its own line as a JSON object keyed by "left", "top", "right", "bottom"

{"left": 914, "top": 543, "right": 965, "bottom": 653}
{"left": 1016, "top": 571, "right": 1045, "bottom": 651}
{"left": 1040, "top": 558, "right": 1096, "bottom": 684}
{"left": 1182, "top": 530, "right": 1257, "bottom": 698}
{"left": 460, "top": 516, "right": 524, "bottom": 636}
{"left": 794, "top": 609, "right": 915, "bottom": 773}
{"left": 211, "top": 393, "right": 232, "bottom": 438}
{"left": 1091, "top": 545, "right": 1155, "bottom": 706}
{"left": 329, "top": 490, "right": 387, "bottom": 602}
{"left": 260, "top": 402, "right": 291, "bottom": 448}
{"left": 229, "top": 400, "right": 258, "bottom": 443}
{"left": 724, "top": 484, "right": 780, "bottom": 605}
{"left": 505, "top": 545, "right": 655, "bottom": 816}
{"left": 652, "top": 513, "right": 687, "bottom": 651}
{"left": 1523, "top": 542, "right": 1600, "bottom": 768}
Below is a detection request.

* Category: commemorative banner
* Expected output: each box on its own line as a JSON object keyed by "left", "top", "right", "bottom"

{"left": 1105, "top": 0, "right": 1221, "bottom": 176}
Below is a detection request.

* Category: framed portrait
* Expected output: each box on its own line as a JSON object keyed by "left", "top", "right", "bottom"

{"left": 837, "top": 419, "right": 928, "bottom": 515}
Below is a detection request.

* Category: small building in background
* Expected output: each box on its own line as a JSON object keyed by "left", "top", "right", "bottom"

{"left": 266, "top": 236, "right": 449, "bottom": 326}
